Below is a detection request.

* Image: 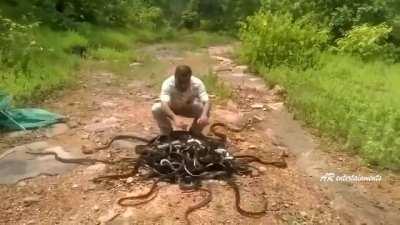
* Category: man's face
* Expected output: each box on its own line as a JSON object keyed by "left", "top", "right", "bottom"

{"left": 175, "top": 75, "right": 191, "bottom": 92}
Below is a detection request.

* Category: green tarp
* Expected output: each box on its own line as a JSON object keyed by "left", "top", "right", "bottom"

{"left": 0, "top": 92, "right": 63, "bottom": 131}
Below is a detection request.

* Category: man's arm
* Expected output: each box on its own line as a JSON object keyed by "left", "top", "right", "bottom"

{"left": 197, "top": 79, "right": 210, "bottom": 125}
{"left": 161, "top": 101, "right": 176, "bottom": 120}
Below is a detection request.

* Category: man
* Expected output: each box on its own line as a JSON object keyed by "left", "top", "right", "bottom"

{"left": 152, "top": 65, "right": 211, "bottom": 136}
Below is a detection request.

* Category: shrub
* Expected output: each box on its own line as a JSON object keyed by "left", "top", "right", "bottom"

{"left": 0, "top": 14, "right": 37, "bottom": 69}
{"left": 264, "top": 54, "right": 400, "bottom": 169}
{"left": 335, "top": 23, "right": 396, "bottom": 61}
{"left": 90, "top": 47, "right": 135, "bottom": 62}
{"left": 239, "top": 11, "right": 329, "bottom": 70}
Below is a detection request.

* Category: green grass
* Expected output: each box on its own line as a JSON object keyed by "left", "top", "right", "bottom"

{"left": 0, "top": 23, "right": 175, "bottom": 105}
{"left": 256, "top": 54, "right": 400, "bottom": 170}
{"left": 201, "top": 70, "right": 233, "bottom": 102}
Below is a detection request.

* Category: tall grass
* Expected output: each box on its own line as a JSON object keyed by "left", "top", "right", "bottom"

{"left": 201, "top": 71, "right": 233, "bottom": 102}
{"left": 259, "top": 54, "right": 400, "bottom": 170}
{"left": 0, "top": 23, "right": 174, "bottom": 105}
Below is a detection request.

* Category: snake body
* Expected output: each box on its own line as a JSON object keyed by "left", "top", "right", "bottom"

{"left": 117, "top": 178, "right": 160, "bottom": 206}
{"left": 227, "top": 179, "right": 268, "bottom": 217}
{"left": 184, "top": 187, "right": 212, "bottom": 225}
{"left": 26, "top": 151, "right": 113, "bottom": 165}
{"left": 95, "top": 135, "right": 151, "bottom": 151}
{"left": 20, "top": 122, "right": 287, "bottom": 224}
{"left": 234, "top": 155, "right": 287, "bottom": 168}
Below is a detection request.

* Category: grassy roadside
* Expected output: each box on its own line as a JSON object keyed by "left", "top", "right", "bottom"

{"left": 0, "top": 25, "right": 232, "bottom": 105}
{"left": 254, "top": 54, "right": 400, "bottom": 170}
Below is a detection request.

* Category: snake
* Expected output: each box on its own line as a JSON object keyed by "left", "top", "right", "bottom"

{"left": 15, "top": 173, "right": 59, "bottom": 184}
{"left": 117, "top": 178, "right": 161, "bottom": 206}
{"left": 26, "top": 151, "right": 115, "bottom": 165}
{"left": 234, "top": 155, "right": 287, "bottom": 168}
{"left": 95, "top": 134, "right": 151, "bottom": 151}
{"left": 184, "top": 187, "right": 212, "bottom": 225}
{"left": 227, "top": 179, "right": 268, "bottom": 218}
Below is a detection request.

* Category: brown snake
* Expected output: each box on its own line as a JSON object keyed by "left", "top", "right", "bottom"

{"left": 95, "top": 135, "right": 150, "bottom": 151}
{"left": 227, "top": 179, "right": 268, "bottom": 218}
{"left": 117, "top": 178, "right": 161, "bottom": 206}
{"left": 26, "top": 151, "right": 114, "bottom": 165}
{"left": 184, "top": 187, "right": 213, "bottom": 225}
{"left": 234, "top": 155, "right": 287, "bottom": 168}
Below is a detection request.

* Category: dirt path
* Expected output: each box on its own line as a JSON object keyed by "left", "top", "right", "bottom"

{"left": 0, "top": 43, "right": 399, "bottom": 225}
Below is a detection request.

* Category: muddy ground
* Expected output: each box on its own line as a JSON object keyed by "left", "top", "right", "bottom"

{"left": 0, "top": 43, "right": 399, "bottom": 225}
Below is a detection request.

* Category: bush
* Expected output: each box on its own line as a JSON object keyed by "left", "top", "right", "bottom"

{"left": 263, "top": 54, "right": 400, "bottom": 169}
{"left": 90, "top": 47, "right": 135, "bottom": 62}
{"left": 335, "top": 23, "right": 397, "bottom": 61}
{"left": 0, "top": 14, "right": 37, "bottom": 69}
{"left": 239, "top": 11, "right": 329, "bottom": 70}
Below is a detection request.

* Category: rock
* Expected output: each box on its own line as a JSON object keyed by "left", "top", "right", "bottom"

{"left": 258, "top": 166, "right": 267, "bottom": 172}
{"left": 84, "top": 164, "right": 106, "bottom": 175}
{"left": 111, "top": 140, "right": 138, "bottom": 150}
{"left": 81, "top": 145, "right": 94, "bottom": 155}
{"left": 5, "top": 130, "right": 32, "bottom": 138}
{"left": 226, "top": 100, "right": 238, "bottom": 111}
{"left": 26, "top": 220, "right": 35, "bottom": 225}
{"left": 249, "top": 145, "right": 257, "bottom": 149}
{"left": 250, "top": 103, "right": 264, "bottom": 109}
{"left": 213, "top": 65, "right": 232, "bottom": 72}
{"left": 265, "top": 128, "right": 279, "bottom": 145}
{"left": 235, "top": 65, "right": 248, "bottom": 71}
{"left": 45, "top": 123, "right": 69, "bottom": 137}
{"left": 23, "top": 196, "right": 40, "bottom": 207}
{"left": 93, "top": 205, "right": 100, "bottom": 211}
{"left": 232, "top": 73, "right": 246, "bottom": 78}
{"left": 126, "top": 177, "right": 134, "bottom": 184}
{"left": 101, "top": 101, "right": 116, "bottom": 108}
{"left": 253, "top": 115, "right": 264, "bottom": 122}
{"left": 85, "top": 184, "right": 97, "bottom": 191}
{"left": 17, "top": 181, "right": 27, "bottom": 187}
{"left": 267, "top": 102, "right": 284, "bottom": 111}
{"left": 72, "top": 184, "right": 79, "bottom": 189}
{"left": 213, "top": 109, "right": 241, "bottom": 124}
{"left": 25, "top": 141, "right": 49, "bottom": 152}
{"left": 129, "top": 62, "right": 143, "bottom": 67}
{"left": 81, "top": 133, "right": 90, "bottom": 140}
{"left": 140, "top": 94, "right": 153, "bottom": 100}
{"left": 68, "top": 121, "right": 79, "bottom": 129}
{"left": 271, "top": 85, "right": 286, "bottom": 96}
{"left": 300, "top": 211, "right": 308, "bottom": 218}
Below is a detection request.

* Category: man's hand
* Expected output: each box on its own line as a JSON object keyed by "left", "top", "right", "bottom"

{"left": 173, "top": 116, "right": 188, "bottom": 130}
{"left": 197, "top": 115, "right": 209, "bottom": 126}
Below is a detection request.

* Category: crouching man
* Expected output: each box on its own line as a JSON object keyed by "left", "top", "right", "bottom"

{"left": 152, "top": 65, "right": 211, "bottom": 136}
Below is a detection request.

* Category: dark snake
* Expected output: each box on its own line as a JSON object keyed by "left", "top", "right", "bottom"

{"left": 21, "top": 122, "right": 286, "bottom": 224}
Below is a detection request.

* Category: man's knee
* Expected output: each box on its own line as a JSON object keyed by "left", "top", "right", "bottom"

{"left": 152, "top": 102, "right": 163, "bottom": 115}
{"left": 192, "top": 102, "right": 211, "bottom": 117}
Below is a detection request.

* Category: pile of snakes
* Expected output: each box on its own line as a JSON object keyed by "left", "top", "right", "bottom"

{"left": 27, "top": 123, "right": 287, "bottom": 225}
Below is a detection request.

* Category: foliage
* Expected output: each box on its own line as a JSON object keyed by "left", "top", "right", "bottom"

{"left": 261, "top": 0, "right": 400, "bottom": 40}
{"left": 335, "top": 23, "right": 396, "bottom": 61}
{"left": 0, "top": 14, "right": 38, "bottom": 71}
{"left": 259, "top": 54, "right": 400, "bottom": 169}
{"left": 2, "top": 0, "right": 164, "bottom": 29}
{"left": 201, "top": 71, "right": 232, "bottom": 102}
{"left": 239, "top": 11, "right": 329, "bottom": 69}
